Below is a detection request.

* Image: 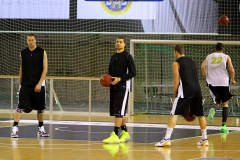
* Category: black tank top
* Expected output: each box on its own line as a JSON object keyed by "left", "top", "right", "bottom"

{"left": 21, "top": 46, "right": 44, "bottom": 86}
{"left": 176, "top": 57, "right": 202, "bottom": 97}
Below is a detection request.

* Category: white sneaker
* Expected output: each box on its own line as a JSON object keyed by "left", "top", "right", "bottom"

{"left": 155, "top": 138, "right": 171, "bottom": 147}
{"left": 37, "top": 126, "right": 49, "bottom": 137}
{"left": 197, "top": 139, "right": 209, "bottom": 146}
{"left": 11, "top": 126, "right": 19, "bottom": 138}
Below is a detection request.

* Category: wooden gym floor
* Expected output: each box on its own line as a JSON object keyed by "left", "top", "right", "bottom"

{"left": 0, "top": 111, "right": 240, "bottom": 160}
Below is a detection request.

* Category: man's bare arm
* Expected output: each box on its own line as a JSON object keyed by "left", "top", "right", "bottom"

{"left": 35, "top": 50, "right": 48, "bottom": 92}
{"left": 18, "top": 53, "right": 22, "bottom": 88}
{"left": 172, "top": 62, "right": 180, "bottom": 99}
{"left": 201, "top": 59, "right": 207, "bottom": 79}
{"left": 227, "top": 56, "right": 235, "bottom": 84}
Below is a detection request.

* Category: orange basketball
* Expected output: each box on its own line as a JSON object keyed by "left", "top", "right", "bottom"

{"left": 183, "top": 110, "right": 196, "bottom": 122}
{"left": 219, "top": 15, "right": 229, "bottom": 26}
{"left": 100, "top": 74, "right": 112, "bottom": 87}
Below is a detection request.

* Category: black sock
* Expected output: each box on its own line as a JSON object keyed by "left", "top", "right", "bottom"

{"left": 121, "top": 125, "right": 127, "bottom": 132}
{"left": 114, "top": 126, "right": 120, "bottom": 136}
{"left": 13, "top": 122, "right": 18, "bottom": 127}
{"left": 222, "top": 107, "right": 229, "bottom": 126}
{"left": 39, "top": 122, "right": 43, "bottom": 127}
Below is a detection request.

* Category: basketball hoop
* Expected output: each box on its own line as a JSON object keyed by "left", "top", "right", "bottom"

{"left": 109, "top": 0, "right": 124, "bottom": 12}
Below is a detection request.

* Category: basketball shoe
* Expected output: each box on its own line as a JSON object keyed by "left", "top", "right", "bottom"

{"left": 37, "top": 126, "right": 49, "bottom": 137}
{"left": 220, "top": 123, "right": 229, "bottom": 133}
{"left": 103, "top": 131, "right": 120, "bottom": 144}
{"left": 11, "top": 126, "right": 19, "bottom": 138}
{"left": 207, "top": 108, "right": 215, "bottom": 124}
{"left": 119, "top": 131, "right": 130, "bottom": 143}
{"left": 197, "top": 139, "right": 209, "bottom": 146}
{"left": 155, "top": 138, "right": 171, "bottom": 147}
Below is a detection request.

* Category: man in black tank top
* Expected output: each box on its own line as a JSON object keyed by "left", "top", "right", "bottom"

{"left": 11, "top": 34, "right": 49, "bottom": 138}
{"left": 155, "top": 44, "right": 208, "bottom": 147}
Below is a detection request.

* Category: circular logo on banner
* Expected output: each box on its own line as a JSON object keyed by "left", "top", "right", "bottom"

{"left": 101, "top": 1, "right": 132, "bottom": 15}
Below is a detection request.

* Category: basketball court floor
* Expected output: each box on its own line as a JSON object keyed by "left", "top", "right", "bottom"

{"left": 0, "top": 112, "right": 240, "bottom": 160}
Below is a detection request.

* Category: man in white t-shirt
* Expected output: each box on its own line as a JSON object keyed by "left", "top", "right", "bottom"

{"left": 201, "top": 42, "right": 235, "bottom": 133}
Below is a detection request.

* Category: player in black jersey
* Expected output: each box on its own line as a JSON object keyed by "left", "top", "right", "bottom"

{"left": 155, "top": 44, "right": 208, "bottom": 147}
{"left": 102, "top": 37, "right": 136, "bottom": 144}
{"left": 11, "top": 34, "right": 49, "bottom": 138}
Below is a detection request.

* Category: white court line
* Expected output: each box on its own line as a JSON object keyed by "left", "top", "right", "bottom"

{"left": 1, "top": 119, "right": 240, "bottom": 131}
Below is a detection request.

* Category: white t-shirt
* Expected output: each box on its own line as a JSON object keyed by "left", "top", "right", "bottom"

{"left": 206, "top": 52, "right": 229, "bottom": 86}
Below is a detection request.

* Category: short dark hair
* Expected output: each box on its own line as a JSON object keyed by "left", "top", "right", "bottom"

{"left": 27, "top": 33, "right": 36, "bottom": 39}
{"left": 216, "top": 42, "right": 224, "bottom": 51}
{"left": 174, "top": 44, "right": 184, "bottom": 54}
{"left": 116, "top": 37, "right": 126, "bottom": 43}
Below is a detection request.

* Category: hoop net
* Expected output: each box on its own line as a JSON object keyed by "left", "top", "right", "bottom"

{"left": 109, "top": 0, "right": 124, "bottom": 12}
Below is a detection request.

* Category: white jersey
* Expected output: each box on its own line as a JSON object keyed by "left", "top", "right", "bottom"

{"left": 206, "top": 52, "right": 229, "bottom": 86}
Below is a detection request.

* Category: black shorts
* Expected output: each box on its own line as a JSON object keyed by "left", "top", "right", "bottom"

{"left": 171, "top": 97, "right": 204, "bottom": 117}
{"left": 208, "top": 84, "right": 233, "bottom": 104}
{"left": 18, "top": 85, "right": 46, "bottom": 110}
{"left": 110, "top": 90, "right": 129, "bottom": 116}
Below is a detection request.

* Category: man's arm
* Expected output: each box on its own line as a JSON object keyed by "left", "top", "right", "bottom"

{"left": 227, "top": 56, "right": 236, "bottom": 84}
{"left": 18, "top": 53, "right": 22, "bottom": 88}
{"left": 172, "top": 62, "right": 180, "bottom": 99}
{"left": 112, "top": 54, "right": 136, "bottom": 85}
{"left": 39, "top": 50, "right": 48, "bottom": 85}
{"left": 201, "top": 59, "right": 207, "bottom": 79}
{"left": 35, "top": 50, "right": 48, "bottom": 92}
{"left": 122, "top": 54, "right": 136, "bottom": 80}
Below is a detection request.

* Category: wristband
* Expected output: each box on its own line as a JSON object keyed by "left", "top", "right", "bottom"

{"left": 118, "top": 77, "right": 121, "bottom": 81}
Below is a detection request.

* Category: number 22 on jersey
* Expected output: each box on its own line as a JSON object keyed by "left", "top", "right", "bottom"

{"left": 210, "top": 56, "right": 223, "bottom": 64}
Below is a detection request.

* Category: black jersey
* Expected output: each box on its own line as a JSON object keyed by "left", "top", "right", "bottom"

{"left": 21, "top": 46, "right": 44, "bottom": 86}
{"left": 108, "top": 50, "right": 136, "bottom": 91}
{"left": 176, "top": 57, "right": 202, "bottom": 98}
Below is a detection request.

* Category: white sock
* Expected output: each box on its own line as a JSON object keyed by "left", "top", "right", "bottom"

{"left": 201, "top": 129, "right": 207, "bottom": 140}
{"left": 164, "top": 127, "right": 173, "bottom": 140}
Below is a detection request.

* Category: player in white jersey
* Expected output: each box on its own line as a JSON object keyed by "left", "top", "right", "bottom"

{"left": 201, "top": 42, "right": 235, "bottom": 133}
